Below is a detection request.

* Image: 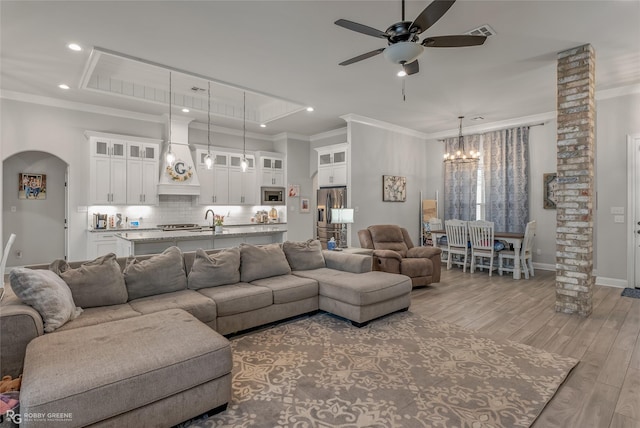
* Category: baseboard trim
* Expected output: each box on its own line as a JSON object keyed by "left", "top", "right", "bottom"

{"left": 595, "top": 276, "right": 627, "bottom": 289}
{"left": 532, "top": 264, "right": 627, "bottom": 289}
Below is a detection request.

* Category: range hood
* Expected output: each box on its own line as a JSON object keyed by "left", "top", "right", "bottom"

{"left": 157, "top": 116, "right": 201, "bottom": 196}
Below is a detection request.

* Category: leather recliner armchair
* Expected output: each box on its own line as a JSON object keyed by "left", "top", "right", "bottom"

{"left": 358, "top": 225, "right": 442, "bottom": 287}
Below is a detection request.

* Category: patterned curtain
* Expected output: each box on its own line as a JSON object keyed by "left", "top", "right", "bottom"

{"left": 443, "top": 134, "right": 480, "bottom": 221}
{"left": 482, "top": 127, "right": 529, "bottom": 233}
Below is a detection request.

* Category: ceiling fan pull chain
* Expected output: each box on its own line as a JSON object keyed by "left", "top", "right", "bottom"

{"left": 402, "top": 78, "right": 406, "bottom": 102}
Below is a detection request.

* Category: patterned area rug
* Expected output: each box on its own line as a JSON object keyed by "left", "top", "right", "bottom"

{"left": 621, "top": 287, "right": 640, "bottom": 299}
{"left": 184, "top": 312, "right": 578, "bottom": 428}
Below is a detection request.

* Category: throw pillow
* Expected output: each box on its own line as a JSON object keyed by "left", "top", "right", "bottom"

{"left": 240, "top": 243, "right": 291, "bottom": 282}
{"left": 188, "top": 248, "right": 241, "bottom": 289}
{"left": 49, "top": 253, "right": 128, "bottom": 308}
{"left": 123, "top": 246, "right": 187, "bottom": 300}
{"left": 282, "top": 239, "right": 325, "bottom": 271}
{"left": 9, "top": 268, "right": 83, "bottom": 333}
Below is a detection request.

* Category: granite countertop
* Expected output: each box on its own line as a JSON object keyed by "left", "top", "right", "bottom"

{"left": 89, "top": 222, "right": 286, "bottom": 233}
{"left": 115, "top": 224, "right": 287, "bottom": 243}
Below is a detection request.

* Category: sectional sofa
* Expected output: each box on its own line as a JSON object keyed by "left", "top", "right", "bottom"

{"left": 0, "top": 240, "right": 412, "bottom": 427}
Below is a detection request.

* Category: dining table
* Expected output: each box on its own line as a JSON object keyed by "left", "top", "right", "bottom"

{"left": 429, "top": 230, "right": 526, "bottom": 280}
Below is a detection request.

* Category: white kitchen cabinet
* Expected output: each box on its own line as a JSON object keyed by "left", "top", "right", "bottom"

{"left": 229, "top": 154, "right": 257, "bottom": 204}
{"left": 89, "top": 137, "right": 127, "bottom": 204}
{"left": 197, "top": 150, "right": 256, "bottom": 205}
{"left": 316, "top": 143, "right": 348, "bottom": 187}
{"left": 258, "top": 154, "right": 285, "bottom": 187}
{"left": 126, "top": 142, "right": 159, "bottom": 205}
{"left": 87, "top": 231, "right": 121, "bottom": 259}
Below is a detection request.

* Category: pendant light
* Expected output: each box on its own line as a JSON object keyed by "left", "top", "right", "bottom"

{"left": 165, "top": 71, "right": 176, "bottom": 167}
{"left": 443, "top": 116, "right": 479, "bottom": 164}
{"left": 240, "top": 91, "right": 248, "bottom": 172}
{"left": 204, "top": 81, "right": 213, "bottom": 169}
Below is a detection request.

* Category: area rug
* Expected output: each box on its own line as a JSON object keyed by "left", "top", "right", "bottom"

{"left": 183, "top": 312, "right": 578, "bottom": 428}
{"left": 621, "top": 287, "right": 640, "bottom": 299}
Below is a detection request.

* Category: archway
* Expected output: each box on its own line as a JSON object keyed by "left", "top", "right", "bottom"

{"left": 2, "top": 151, "right": 67, "bottom": 267}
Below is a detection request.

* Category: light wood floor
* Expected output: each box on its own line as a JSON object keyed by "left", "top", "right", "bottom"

{"left": 409, "top": 268, "right": 640, "bottom": 428}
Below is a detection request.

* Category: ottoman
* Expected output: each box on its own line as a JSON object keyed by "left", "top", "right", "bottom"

{"left": 294, "top": 269, "right": 412, "bottom": 326}
{"left": 19, "top": 309, "right": 232, "bottom": 428}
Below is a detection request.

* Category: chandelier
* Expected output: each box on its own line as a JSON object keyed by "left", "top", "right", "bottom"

{"left": 443, "top": 116, "right": 479, "bottom": 164}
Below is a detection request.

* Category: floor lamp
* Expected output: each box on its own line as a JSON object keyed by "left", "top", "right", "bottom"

{"left": 330, "top": 208, "right": 354, "bottom": 248}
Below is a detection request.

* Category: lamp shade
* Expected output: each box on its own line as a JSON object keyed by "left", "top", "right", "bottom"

{"left": 331, "top": 208, "right": 354, "bottom": 224}
{"left": 383, "top": 42, "right": 424, "bottom": 65}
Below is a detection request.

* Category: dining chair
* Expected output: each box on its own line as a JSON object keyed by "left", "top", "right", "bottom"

{"left": 468, "top": 220, "right": 497, "bottom": 276}
{"left": 427, "top": 218, "right": 447, "bottom": 262}
{"left": 499, "top": 220, "right": 536, "bottom": 279}
{"left": 0, "top": 233, "right": 17, "bottom": 301}
{"left": 444, "top": 219, "right": 469, "bottom": 272}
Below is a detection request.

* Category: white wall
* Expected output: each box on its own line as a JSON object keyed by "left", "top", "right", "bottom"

{"left": 281, "top": 135, "right": 314, "bottom": 241}
{"left": 349, "top": 121, "right": 428, "bottom": 247}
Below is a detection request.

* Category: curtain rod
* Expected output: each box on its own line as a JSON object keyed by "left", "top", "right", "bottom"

{"left": 438, "top": 122, "right": 545, "bottom": 142}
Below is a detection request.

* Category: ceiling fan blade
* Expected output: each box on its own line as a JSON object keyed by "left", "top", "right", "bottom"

{"left": 403, "top": 60, "right": 419, "bottom": 75}
{"left": 409, "top": 0, "right": 456, "bottom": 34}
{"left": 339, "top": 48, "right": 386, "bottom": 66}
{"left": 422, "top": 35, "right": 487, "bottom": 47}
{"left": 335, "top": 19, "right": 389, "bottom": 39}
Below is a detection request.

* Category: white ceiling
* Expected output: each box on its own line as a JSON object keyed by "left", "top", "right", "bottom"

{"left": 2, "top": 0, "right": 639, "bottom": 137}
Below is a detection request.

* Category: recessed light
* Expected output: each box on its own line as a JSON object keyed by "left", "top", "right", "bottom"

{"left": 306, "top": 107, "right": 314, "bottom": 112}
{"left": 67, "top": 43, "right": 82, "bottom": 52}
{"left": 181, "top": 108, "right": 190, "bottom": 113}
{"left": 397, "top": 70, "right": 407, "bottom": 77}
{"left": 260, "top": 124, "right": 266, "bottom": 128}
{"left": 58, "top": 84, "right": 70, "bottom": 90}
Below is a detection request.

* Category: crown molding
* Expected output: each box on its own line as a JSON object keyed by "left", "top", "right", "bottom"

{"left": 340, "top": 114, "right": 428, "bottom": 140}
{"left": 595, "top": 83, "right": 640, "bottom": 101}
{"left": 272, "top": 132, "right": 311, "bottom": 143}
{"left": 425, "top": 111, "right": 557, "bottom": 140}
{"left": 1, "top": 90, "right": 162, "bottom": 123}
{"left": 310, "top": 126, "right": 347, "bottom": 142}
{"left": 188, "top": 120, "right": 273, "bottom": 142}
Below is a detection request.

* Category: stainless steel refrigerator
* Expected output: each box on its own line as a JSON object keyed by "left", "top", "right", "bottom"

{"left": 316, "top": 186, "right": 347, "bottom": 249}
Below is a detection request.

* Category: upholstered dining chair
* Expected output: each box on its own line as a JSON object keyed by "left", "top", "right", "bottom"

{"left": 468, "top": 220, "right": 497, "bottom": 276}
{"left": 444, "top": 220, "right": 469, "bottom": 272}
{"left": 358, "top": 224, "right": 442, "bottom": 287}
{"left": 499, "top": 220, "right": 536, "bottom": 279}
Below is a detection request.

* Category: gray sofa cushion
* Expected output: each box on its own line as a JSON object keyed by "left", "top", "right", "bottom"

{"left": 49, "top": 253, "right": 128, "bottom": 308}
{"left": 124, "top": 246, "right": 187, "bottom": 300}
{"left": 250, "top": 274, "right": 318, "bottom": 304}
{"left": 129, "top": 290, "right": 217, "bottom": 324}
{"left": 56, "top": 303, "right": 141, "bottom": 332}
{"left": 239, "top": 243, "right": 291, "bottom": 283}
{"left": 188, "top": 248, "right": 240, "bottom": 290}
{"left": 9, "top": 268, "right": 82, "bottom": 332}
{"left": 198, "top": 283, "right": 272, "bottom": 317}
{"left": 282, "top": 240, "right": 325, "bottom": 271}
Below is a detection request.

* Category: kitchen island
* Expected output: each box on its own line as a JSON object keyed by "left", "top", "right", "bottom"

{"left": 114, "top": 224, "right": 287, "bottom": 256}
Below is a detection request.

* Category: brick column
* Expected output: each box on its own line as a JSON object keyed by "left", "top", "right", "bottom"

{"left": 555, "top": 44, "right": 596, "bottom": 317}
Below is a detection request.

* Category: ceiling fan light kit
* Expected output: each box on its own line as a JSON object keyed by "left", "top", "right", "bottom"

{"left": 336, "top": 0, "right": 486, "bottom": 76}
{"left": 383, "top": 42, "right": 424, "bottom": 65}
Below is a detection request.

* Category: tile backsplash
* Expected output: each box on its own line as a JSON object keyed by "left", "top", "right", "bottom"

{"left": 88, "top": 195, "right": 286, "bottom": 229}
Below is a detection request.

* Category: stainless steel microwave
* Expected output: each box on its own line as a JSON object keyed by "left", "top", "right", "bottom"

{"left": 261, "top": 187, "right": 286, "bottom": 205}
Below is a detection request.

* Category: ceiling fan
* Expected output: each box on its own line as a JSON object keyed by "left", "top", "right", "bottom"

{"left": 335, "top": 0, "right": 487, "bottom": 75}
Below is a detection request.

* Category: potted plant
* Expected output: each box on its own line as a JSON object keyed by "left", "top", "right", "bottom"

{"left": 214, "top": 215, "right": 224, "bottom": 233}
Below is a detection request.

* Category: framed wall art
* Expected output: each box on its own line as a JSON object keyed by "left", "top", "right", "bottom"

{"left": 543, "top": 172, "right": 557, "bottom": 209}
{"left": 300, "top": 197, "right": 310, "bottom": 213}
{"left": 288, "top": 184, "right": 300, "bottom": 198}
{"left": 19, "top": 173, "right": 47, "bottom": 200}
{"left": 382, "top": 175, "right": 406, "bottom": 202}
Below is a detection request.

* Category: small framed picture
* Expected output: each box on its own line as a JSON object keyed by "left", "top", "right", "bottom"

{"left": 19, "top": 173, "right": 47, "bottom": 200}
{"left": 300, "top": 197, "right": 310, "bottom": 213}
{"left": 382, "top": 175, "right": 406, "bottom": 202}
{"left": 288, "top": 184, "right": 300, "bottom": 198}
{"left": 543, "top": 173, "right": 558, "bottom": 209}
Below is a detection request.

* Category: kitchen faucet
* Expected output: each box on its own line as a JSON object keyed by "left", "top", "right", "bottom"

{"left": 205, "top": 209, "right": 215, "bottom": 226}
